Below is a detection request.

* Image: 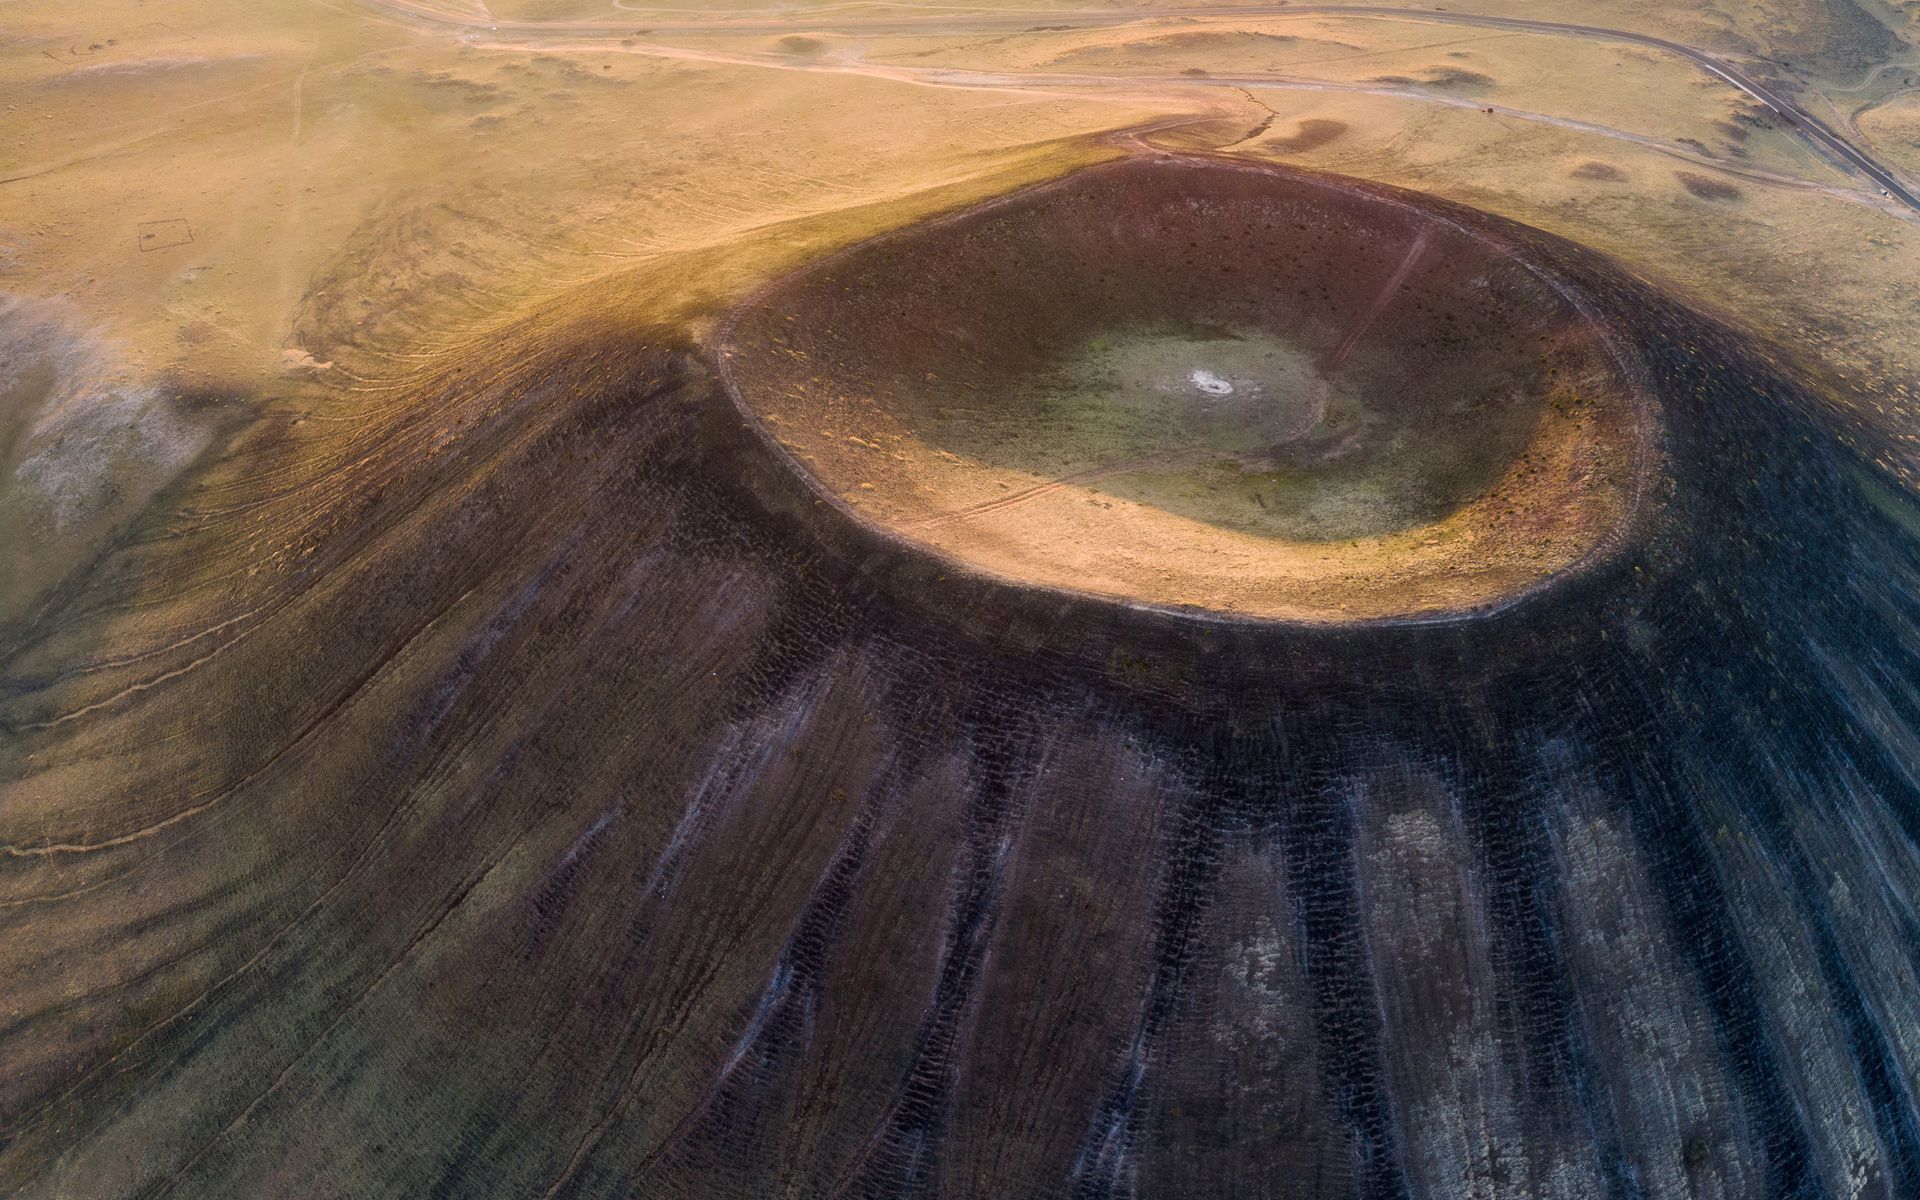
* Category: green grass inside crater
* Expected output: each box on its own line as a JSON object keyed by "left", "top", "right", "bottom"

{"left": 911, "top": 322, "right": 1548, "bottom": 541}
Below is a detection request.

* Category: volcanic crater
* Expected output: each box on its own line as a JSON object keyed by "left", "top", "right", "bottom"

{"left": 719, "top": 155, "right": 1655, "bottom": 622}
{"left": 10, "top": 130, "right": 1920, "bottom": 1200}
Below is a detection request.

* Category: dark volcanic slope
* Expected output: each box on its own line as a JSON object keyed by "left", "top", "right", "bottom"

{"left": 3, "top": 165, "right": 1920, "bottom": 1199}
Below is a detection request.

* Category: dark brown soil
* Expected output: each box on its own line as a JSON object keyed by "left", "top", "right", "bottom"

{"left": 1267, "top": 117, "right": 1349, "bottom": 153}
{"left": 1571, "top": 160, "right": 1628, "bottom": 182}
{"left": 1677, "top": 170, "right": 1744, "bottom": 201}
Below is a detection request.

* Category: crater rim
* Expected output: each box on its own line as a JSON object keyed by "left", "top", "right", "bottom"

{"left": 713, "top": 151, "right": 1660, "bottom": 627}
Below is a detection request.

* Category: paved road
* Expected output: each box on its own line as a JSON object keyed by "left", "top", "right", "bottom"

{"left": 1319, "top": 6, "right": 1920, "bottom": 213}
{"left": 367, "top": 0, "right": 1920, "bottom": 213}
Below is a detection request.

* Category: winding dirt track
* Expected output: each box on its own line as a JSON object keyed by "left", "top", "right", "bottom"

{"left": 364, "top": 0, "right": 1920, "bottom": 213}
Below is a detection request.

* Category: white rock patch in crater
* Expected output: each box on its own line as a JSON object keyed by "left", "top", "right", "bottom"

{"left": 1188, "top": 368, "right": 1235, "bottom": 396}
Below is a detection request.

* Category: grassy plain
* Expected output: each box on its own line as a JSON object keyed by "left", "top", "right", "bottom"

{"left": 2, "top": 0, "right": 1918, "bottom": 623}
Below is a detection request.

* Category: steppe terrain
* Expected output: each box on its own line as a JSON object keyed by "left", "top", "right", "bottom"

{"left": 6, "top": 0, "right": 1920, "bottom": 623}
{"left": 5, "top": 0, "right": 1920, "bottom": 1195}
